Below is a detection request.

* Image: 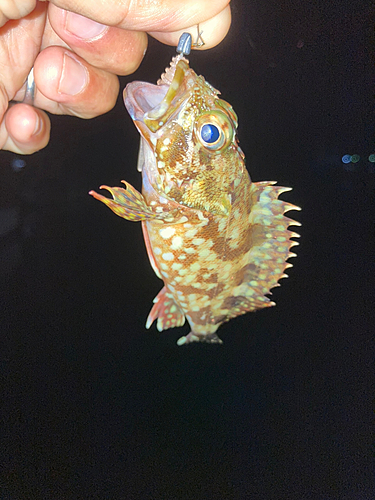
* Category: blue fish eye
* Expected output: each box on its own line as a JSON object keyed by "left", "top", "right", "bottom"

{"left": 201, "top": 123, "right": 220, "bottom": 143}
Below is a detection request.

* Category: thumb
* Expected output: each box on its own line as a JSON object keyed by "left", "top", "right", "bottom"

{"left": 0, "top": 99, "right": 50, "bottom": 155}
{"left": 48, "top": 0, "right": 230, "bottom": 33}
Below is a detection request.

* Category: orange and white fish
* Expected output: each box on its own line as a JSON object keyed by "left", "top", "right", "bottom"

{"left": 90, "top": 49, "right": 300, "bottom": 345}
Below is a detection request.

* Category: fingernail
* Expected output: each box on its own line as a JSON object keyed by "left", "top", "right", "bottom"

{"left": 58, "top": 53, "right": 88, "bottom": 96}
{"left": 65, "top": 11, "right": 108, "bottom": 40}
{"left": 32, "top": 114, "right": 43, "bottom": 137}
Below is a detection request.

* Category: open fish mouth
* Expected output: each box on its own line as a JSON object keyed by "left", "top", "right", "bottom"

{"left": 124, "top": 60, "right": 192, "bottom": 134}
{"left": 124, "top": 82, "right": 168, "bottom": 121}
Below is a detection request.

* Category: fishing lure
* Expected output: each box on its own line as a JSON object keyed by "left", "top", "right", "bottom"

{"left": 90, "top": 33, "right": 300, "bottom": 345}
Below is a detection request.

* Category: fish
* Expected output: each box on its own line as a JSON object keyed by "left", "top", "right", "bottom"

{"left": 89, "top": 53, "right": 301, "bottom": 345}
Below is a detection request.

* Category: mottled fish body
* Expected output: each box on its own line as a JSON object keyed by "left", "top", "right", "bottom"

{"left": 90, "top": 54, "right": 300, "bottom": 345}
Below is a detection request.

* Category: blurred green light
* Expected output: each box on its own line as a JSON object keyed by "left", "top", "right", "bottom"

{"left": 351, "top": 154, "right": 360, "bottom": 163}
{"left": 369, "top": 154, "right": 375, "bottom": 163}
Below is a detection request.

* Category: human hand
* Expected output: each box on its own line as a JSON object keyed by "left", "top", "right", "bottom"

{"left": 0, "top": 0, "right": 231, "bottom": 155}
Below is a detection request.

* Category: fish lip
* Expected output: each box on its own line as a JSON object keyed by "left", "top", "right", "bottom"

{"left": 123, "top": 81, "right": 169, "bottom": 122}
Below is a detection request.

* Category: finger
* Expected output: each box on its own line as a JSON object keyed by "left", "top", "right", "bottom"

{"left": 33, "top": 46, "right": 119, "bottom": 118}
{"left": 0, "top": 1, "right": 47, "bottom": 99}
{"left": 47, "top": 4, "right": 147, "bottom": 76}
{"left": 0, "top": 0, "right": 40, "bottom": 28}
{"left": 0, "top": 103, "right": 50, "bottom": 154}
{"left": 148, "top": 5, "right": 231, "bottom": 50}
{"left": 48, "top": 0, "right": 230, "bottom": 33}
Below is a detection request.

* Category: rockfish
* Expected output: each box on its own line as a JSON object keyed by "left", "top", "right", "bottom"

{"left": 90, "top": 52, "right": 300, "bottom": 345}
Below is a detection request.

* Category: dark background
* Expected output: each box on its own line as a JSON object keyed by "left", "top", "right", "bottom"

{"left": 0, "top": 1, "right": 374, "bottom": 498}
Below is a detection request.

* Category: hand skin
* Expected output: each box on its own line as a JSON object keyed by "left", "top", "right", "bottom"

{"left": 0, "top": 0, "right": 231, "bottom": 155}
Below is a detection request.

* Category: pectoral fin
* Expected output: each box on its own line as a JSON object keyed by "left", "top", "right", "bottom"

{"left": 89, "top": 181, "right": 163, "bottom": 221}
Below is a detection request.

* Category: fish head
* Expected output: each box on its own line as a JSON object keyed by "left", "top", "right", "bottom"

{"left": 124, "top": 57, "right": 245, "bottom": 216}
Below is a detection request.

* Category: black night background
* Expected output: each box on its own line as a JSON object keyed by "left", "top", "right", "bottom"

{"left": 0, "top": 1, "right": 373, "bottom": 498}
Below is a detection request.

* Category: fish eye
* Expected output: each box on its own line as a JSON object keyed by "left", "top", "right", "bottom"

{"left": 195, "top": 110, "right": 234, "bottom": 152}
{"left": 200, "top": 123, "right": 220, "bottom": 144}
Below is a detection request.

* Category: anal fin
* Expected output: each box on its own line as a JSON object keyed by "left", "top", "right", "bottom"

{"left": 146, "top": 287, "right": 185, "bottom": 332}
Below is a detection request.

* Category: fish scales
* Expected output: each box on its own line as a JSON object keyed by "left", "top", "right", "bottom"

{"left": 90, "top": 55, "right": 300, "bottom": 345}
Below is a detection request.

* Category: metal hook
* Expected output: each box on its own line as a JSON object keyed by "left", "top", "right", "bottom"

{"left": 192, "top": 25, "right": 205, "bottom": 48}
{"left": 176, "top": 25, "right": 205, "bottom": 57}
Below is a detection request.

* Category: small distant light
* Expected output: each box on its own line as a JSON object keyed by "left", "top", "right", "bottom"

{"left": 341, "top": 154, "right": 351, "bottom": 164}
{"left": 11, "top": 158, "right": 26, "bottom": 171}
{"left": 351, "top": 154, "right": 360, "bottom": 163}
{"left": 368, "top": 154, "right": 375, "bottom": 163}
